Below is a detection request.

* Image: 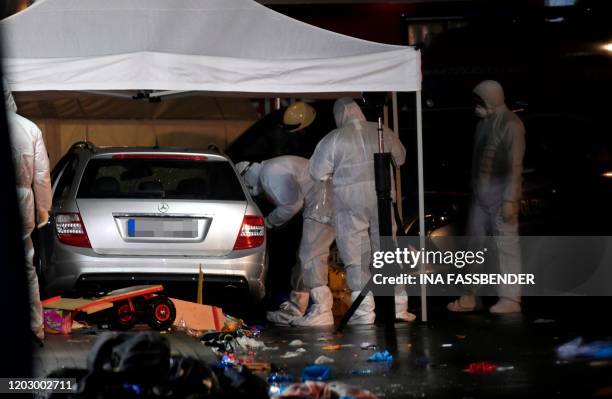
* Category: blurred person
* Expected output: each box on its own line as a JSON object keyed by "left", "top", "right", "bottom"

{"left": 447, "top": 80, "right": 525, "bottom": 314}
{"left": 309, "top": 97, "right": 414, "bottom": 325}
{"left": 236, "top": 156, "right": 336, "bottom": 326}
{"left": 4, "top": 80, "right": 52, "bottom": 341}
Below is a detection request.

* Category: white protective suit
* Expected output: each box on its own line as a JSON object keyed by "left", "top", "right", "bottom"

{"left": 238, "top": 156, "right": 335, "bottom": 325}
{"left": 5, "top": 83, "right": 52, "bottom": 339}
{"left": 448, "top": 80, "right": 525, "bottom": 314}
{"left": 309, "top": 98, "right": 411, "bottom": 324}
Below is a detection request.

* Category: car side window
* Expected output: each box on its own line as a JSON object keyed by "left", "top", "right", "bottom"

{"left": 53, "top": 155, "right": 79, "bottom": 201}
{"left": 51, "top": 153, "right": 72, "bottom": 185}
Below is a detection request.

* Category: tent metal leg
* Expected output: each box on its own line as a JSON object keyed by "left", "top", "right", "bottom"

{"left": 416, "top": 90, "right": 427, "bottom": 322}
{"left": 392, "top": 92, "right": 403, "bottom": 221}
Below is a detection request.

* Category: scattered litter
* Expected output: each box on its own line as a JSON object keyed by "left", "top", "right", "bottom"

{"left": 557, "top": 337, "right": 612, "bottom": 360}
{"left": 281, "top": 351, "right": 302, "bottom": 359}
{"left": 43, "top": 309, "right": 72, "bottom": 335}
{"left": 176, "top": 318, "right": 188, "bottom": 331}
{"left": 71, "top": 320, "right": 89, "bottom": 330}
{"left": 296, "top": 347, "right": 307, "bottom": 353}
{"left": 289, "top": 339, "right": 304, "bottom": 347}
{"left": 351, "top": 369, "right": 373, "bottom": 376}
{"left": 367, "top": 350, "right": 393, "bottom": 363}
{"left": 268, "top": 373, "right": 295, "bottom": 384}
{"left": 442, "top": 343, "right": 453, "bottom": 348}
{"left": 268, "top": 384, "right": 287, "bottom": 397}
{"left": 301, "top": 365, "right": 332, "bottom": 382}
{"left": 263, "top": 346, "right": 279, "bottom": 351}
{"left": 222, "top": 315, "right": 243, "bottom": 332}
{"left": 200, "top": 318, "right": 266, "bottom": 354}
{"left": 250, "top": 325, "right": 264, "bottom": 337}
{"left": 236, "top": 336, "right": 266, "bottom": 350}
{"left": 268, "top": 373, "right": 294, "bottom": 397}
{"left": 360, "top": 342, "right": 376, "bottom": 350}
{"left": 317, "top": 337, "right": 329, "bottom": 342}
{"left": 272, "top": 382, "right": 378, "bottom": 399}
{"left": 243, "top": 362, "right": 271, "bottom": 372}
{"left": 534, "top": 318, "right": 555, "bottom": 324}
{"left": 497, "top": 366, "right": 515, "bottom": 372}
{"left": 314, "top": 355, "right": 335, "bottom": 365}
{"left": 415, "top": 356, "right": 429, "bottom": 366}
{"left": 202, "top": 332, "right": 238, "bottom": 353}
{"left": 185, "top": 328, "right": 204, "bottom": 338}
{"left": 322, "top": 344, "right": 342, "bottom": 351}
{"left": 465, "top": 361, "right": 497, "bottom": 374}
{"left": 216, "top": 354, "right": 236, "bottom": 368}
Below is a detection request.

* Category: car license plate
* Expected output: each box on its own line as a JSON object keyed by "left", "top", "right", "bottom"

{"left": 127, "top": 218, "right": 198, "bottom": 238}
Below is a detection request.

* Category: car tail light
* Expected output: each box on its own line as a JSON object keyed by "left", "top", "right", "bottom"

{"left": 233, "top": 215, "right": 265, "bottom": 250}
{"left": 55, "top": 213, "right": 91, "bottom": 248}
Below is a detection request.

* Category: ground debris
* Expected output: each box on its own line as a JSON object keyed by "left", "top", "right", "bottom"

{"left": 314, "top": 355, "right": 335, "bottom": 364}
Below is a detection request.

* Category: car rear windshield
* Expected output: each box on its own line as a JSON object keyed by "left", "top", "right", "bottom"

{"left": 77, "top": 156, "right": 246, "bottom": 201}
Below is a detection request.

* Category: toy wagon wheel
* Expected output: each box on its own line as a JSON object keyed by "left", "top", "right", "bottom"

{"left": 145, "top": 296, "right": 176, "bottom": 331}
{"left": 110, "top": 301, "right": 138, "bottom": 331}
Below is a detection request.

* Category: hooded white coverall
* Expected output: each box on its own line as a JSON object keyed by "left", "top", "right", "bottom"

{"left": 5, "top": 85, "right": 52, "bottom": 339}
{"left": 240, "top": 156, "right": 335, "bottom": 325}
{"left": 309, "top": 98, "right": 410, "bottom": 324}
{"left": 449, "top": 80, "right": 525, "bottom": 312}
{"left": 472, "top": 81, "right": 525, "bottom": 301}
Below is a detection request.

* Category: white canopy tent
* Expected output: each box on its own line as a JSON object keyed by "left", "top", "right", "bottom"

{"left": 1, "top": 0, "right": 420, "bottom": 93}
{"left": 1, "top": 0, "right": 427, "bottom": 321}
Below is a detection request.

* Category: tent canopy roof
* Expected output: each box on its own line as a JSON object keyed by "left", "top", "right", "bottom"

{"left": 1, "top": 0, "right": 421, "bottom": 93}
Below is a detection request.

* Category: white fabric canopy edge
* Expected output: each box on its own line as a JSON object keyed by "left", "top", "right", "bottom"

{"left": 4, "top": 49, "right": 420, "bottom": 93}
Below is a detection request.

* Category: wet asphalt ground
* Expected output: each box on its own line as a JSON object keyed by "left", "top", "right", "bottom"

{"left": 33, "top": 297, "right": 612, "bottom": 398}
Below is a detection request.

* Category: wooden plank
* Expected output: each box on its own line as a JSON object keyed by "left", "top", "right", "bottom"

{"left": 88, "top": 285, "right": 161, "bottom": 303}
{"left": 80, "top": 302, "right": 113, "bottom": 314}
{"left": 43, "top": 298, "right": 97, "bottom": 311}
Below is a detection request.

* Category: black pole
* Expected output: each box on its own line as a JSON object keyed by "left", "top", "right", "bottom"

{"left": 336, "top": 117, "right": 396, "bottom": 332}
{"left": 373, "top": 118, "right": 395, "bottom": 325}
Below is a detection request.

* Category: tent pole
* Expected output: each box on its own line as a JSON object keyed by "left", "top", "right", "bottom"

{"left": 383, "top": 104, "right": 389, "bottom": 128}
{"left": 416, "top": 90, "right": 427, "bottom": 323}
{"left": 392, "top": 92, "right": 403, "bottom": 221}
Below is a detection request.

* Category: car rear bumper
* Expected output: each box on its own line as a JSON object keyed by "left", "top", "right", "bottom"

{"left": 43, "top": 246, "right": 267, "bottom": 301}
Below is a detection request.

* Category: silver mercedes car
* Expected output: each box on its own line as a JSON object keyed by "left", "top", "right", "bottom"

{"left": 39, "top": 142, "right": 267, "bottom": 301}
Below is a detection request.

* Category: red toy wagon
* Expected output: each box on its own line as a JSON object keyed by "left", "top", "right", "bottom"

{"left": 42, "top": 285, "right": 176, "bottom": 331}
